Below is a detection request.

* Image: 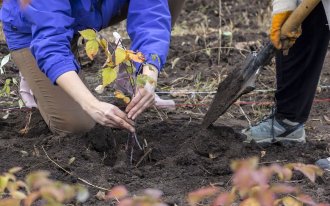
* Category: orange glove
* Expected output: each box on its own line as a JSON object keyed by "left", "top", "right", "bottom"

{"left": 270, "top": 11, "right": 302, "bottom": 50}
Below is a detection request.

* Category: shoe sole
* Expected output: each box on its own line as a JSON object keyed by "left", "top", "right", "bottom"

{"left": 243, "top": 133, "right": 306, "bottom": 144}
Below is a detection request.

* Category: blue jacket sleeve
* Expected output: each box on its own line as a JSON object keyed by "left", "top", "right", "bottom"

{"left": 126, "top": 0, "right": 171, "bottom": 72}
{"left": 22, "top": 0, "right": 79, "bottom": 84}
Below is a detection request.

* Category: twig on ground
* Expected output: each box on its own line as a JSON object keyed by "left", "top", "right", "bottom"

{"left": 20, "top": 110, "right": 32, "bottom": 135}
{"left": 236, "top": 104, "right": 252, "bottom": 127}
{"left": 135, "top": 148, "right": 153, "bottom": 168}
{"left": 42, "top": 146, "right": 110, "bottom": 191}
{"left": 258, "top": 160, "right": 288, "bottom": 165}
{"left": 226, "top": 176, "right": 233, "bottom": 186}
{"left": 218, "top": 0, "right": 222, "bottom": 65}
{"left": 198, "top": 165, "right": 213, "bottom": 175}
{"left": 153, "top": 105, "right": 164, "bottom": 121}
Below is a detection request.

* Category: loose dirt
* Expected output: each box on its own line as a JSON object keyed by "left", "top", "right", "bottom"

{"left": 1, "top": 0, "right": 329, "bottom": 205}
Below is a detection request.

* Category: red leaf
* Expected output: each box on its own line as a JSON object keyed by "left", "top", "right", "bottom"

{"left": 271, "top": 164, "right": 293, "bottom": 181}
{"left": 296, "top": 194, "right": 316, "bottom": 205}
{"left": 289, "top": 164, "right": 323, "bottom": 182}
{"left": 270, "top": 184, "right": 298, "bottom": 194}
{"left": 117, "top": 198, "right": 133, "bottom": 206}
{"left": 188, "top": 187, "right": 219, "bottom": 206}
{"left": 106, "top": 185, "right": 128, "bottom": 200}
{"left": 212, "top": 192, "right": 235, "bottom": 206}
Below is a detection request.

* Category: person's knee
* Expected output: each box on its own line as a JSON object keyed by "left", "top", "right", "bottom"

{"left": 48, "top": 115, "right": 96, "bottom": 135}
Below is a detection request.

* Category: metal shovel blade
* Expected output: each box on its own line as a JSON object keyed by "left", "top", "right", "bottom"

{"left": 201, "top": 42, "right": 276, "bottom": 128}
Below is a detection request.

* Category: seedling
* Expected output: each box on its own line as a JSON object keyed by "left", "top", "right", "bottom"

{"left": 80, "top": 29, "right": 157, "bottom": 163}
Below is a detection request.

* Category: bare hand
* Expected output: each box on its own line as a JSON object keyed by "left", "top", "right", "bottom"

{"left": 88, "top": 101, "right": 135, "bottom": 132}
{"left": 125, "top": 83, "right": 155, "bottom": 120}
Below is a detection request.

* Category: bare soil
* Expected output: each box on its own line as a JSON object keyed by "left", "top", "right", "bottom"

{"left": 1, "top": 0, "right": 330, "bottom": 205}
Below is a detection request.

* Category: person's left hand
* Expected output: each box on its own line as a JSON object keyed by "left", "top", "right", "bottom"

{"left": 125, "top": 64, "right": 158, "bottom": 120}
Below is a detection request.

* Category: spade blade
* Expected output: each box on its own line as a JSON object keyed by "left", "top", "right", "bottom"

{"left": 202, "top": 42, "right": 276, "bottom": 128}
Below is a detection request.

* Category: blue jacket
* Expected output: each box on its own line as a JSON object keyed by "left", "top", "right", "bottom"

{"left": 0, "top": 0, "right": 171, "bottom": 83}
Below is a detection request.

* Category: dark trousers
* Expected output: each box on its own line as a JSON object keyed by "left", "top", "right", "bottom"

{"left": 275, "top": 2, "right": 330, "bottom": 123}
{"left": 109, "top": 0, "right": 185, "bottom": 27}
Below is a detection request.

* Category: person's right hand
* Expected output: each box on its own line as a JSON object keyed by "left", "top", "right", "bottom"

{"left": 270, "top": 0, "right": 301, "bottom": 50}
{"left": 86, "top": 100, "right": 136, "bottom": 133}
{"left": 56, "top": 71, "right": 135, "bottom": 132}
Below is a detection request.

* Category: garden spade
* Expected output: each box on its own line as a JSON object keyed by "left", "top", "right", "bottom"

{"left": 202, "top": 0, "right": 321, "bottom": 128}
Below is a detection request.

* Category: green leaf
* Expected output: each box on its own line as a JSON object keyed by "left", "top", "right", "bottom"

{"left": 12, "top": 78, "right": 18, "bottom": 85}
{"left": 85, "top": 40, "right": 99, "bottom": 60}
{"left": 1, "top": 79, "right": 11, "bottom": 96}
{"left": 0, "top": 176, "right": 9, "bottom": 192}
{"left": 79, "top": 29, "right": 97, "bottom": 41}
{"left": 102, "top": 67, "right": 117, "bottom": 87}
{"left": 136, "top": 74, "right": 155, "bottom": 87}
{"left": 124, "top": 61, "right": 136, "bottom": 74}
{"left": 114, "top": 47, "right": 127, "bottom": 65}
{"left": 18, "top": 99, "right": 24, "bottom": 109}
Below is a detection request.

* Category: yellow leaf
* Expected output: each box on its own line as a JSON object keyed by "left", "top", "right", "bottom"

{"left": 0, "top": 176, "right": 9, "bottom": 192}
{"left": 114, "top": 91, "right": 126, "bottom": 99}
{"left": 11, "top": 191, "right": 27, "bottom": 200}
{"left": 114, "top": 91, "right": 130, "bottom": 105}
{"left": 115, "top": 47, "right": 127, "bottom": 65}
{"left": 102, "top": 67, "right": 117, "bottom": 87}
{"left": 85, "top": 40, "right": 99, "bottom": 60}
{"left": 0, "top": 198, "right": 21, "bottom": 206}
{"left": 123, "top": 97, "right": 130, "bottom": 104}
{"left": 126, "top": 50, "right": 145, "bottom": 63}
{"left": 8, "top": 167, "right": 22, "bottom": 174}
{"left": 282, "top": 196, "right": 302, "bottom": 206}
{"left": 240, "top": 198, "right": 261, "bottom": 206}
{"left": 79, "top": 29, "right": 97, "bottom": 40}
{"left": 98, "top": 38, "right": 108, "bottom": 51}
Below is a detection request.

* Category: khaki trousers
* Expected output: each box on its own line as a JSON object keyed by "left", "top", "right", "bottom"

{"left": 11, "top": 0, "right": 185, "bottom": 135}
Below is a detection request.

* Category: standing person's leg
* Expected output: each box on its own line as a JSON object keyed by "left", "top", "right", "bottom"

{"left": 168, "top": 0, "right": 185, "bottom": 26}
{"left": 11, "top": 48, "right": 95, "bottom": 135}
{"left": 243, "top": 2, "right": 330, "bottom": 143}
{"left": 275, "top": 2, "right": 330, "bottom": 123}
{"left": 108, "top": 0, "right": 185, "bottom": 27}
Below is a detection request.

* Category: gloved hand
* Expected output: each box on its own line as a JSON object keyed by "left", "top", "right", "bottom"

{"left": 270, "top": 0, "right": 302, "bottom": 50}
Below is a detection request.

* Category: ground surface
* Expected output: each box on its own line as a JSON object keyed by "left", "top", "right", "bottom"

{"left": 1, "top": 0, "right": 330, "bottom": 205}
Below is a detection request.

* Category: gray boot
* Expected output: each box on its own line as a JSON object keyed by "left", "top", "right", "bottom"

{"left": 315, "top": 157, "right": 330, "bottom": 171}
{"left": 242, "top": 116, "right": 306, "bottom": 144}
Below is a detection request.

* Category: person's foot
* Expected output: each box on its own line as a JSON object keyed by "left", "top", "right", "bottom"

{"left": 315, "top": 157, "right": 330, "bottom": 171}
{"left": 242, "top": 116, "right": 306, "bottom": 144}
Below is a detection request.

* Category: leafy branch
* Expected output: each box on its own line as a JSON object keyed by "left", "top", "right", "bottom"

{"left": 0, "top": 167, "right": 89, "bottom": 206}
{"left": 79, "top": 29, "right": 157, "bottom": 163}
{"left": 187, "top": 157, "right": 329, "bottom": 206}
